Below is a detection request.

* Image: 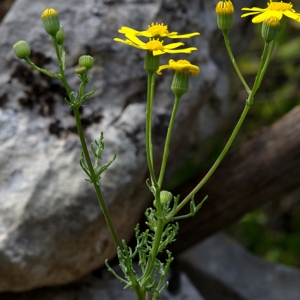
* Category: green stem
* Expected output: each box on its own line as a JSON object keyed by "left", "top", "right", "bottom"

{"left": 51, "top": 36, "right": 121, "bottom": 249}
{"left": 73, "top": 106, "right": 121, "bottom": 249}
{"left": 176, "top": 41, "right": 272, "bottom": 215}
{"left": 146, "top": 72, "right": 158, "bottom": 187}
{"left": 255, "top": 41, "right": 275, "bottom": 94}
{"left": 175, "top": 102, "right": 251, "bottom": 214}
{"left": 24, "top": 57, "right": 58, "bottom": 78}
{"left": 223, "top": 31, "right": 251, "bottom": 94}
{"left": 158, "top": 94, "right": 181, "bottom": 187}
{"left": 141, "top": 217, "right": 165, "bottom": 287}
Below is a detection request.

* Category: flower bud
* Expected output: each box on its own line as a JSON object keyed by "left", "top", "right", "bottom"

{"left": 261, "top": 16, "right": 281, "bottom": 42}
{"left": 79, "top": 55, "right": 94, "bottom": 70}
{"left": 215, "top": 0, "right": 234, "bottom": 31}
{"left": 75, "top": 67, "right": 87, "bottom": 75}
{"left": 160, "top": 190, "right": 173, "bottom": 204}
{"left": 56, "top": 25, "right": 66, "bottom": 45}
{"left": 13, "top": 40, "right": 31, "bottom": 59}
{"left": 41, "top": 8, "right": 60, "bottom": 36}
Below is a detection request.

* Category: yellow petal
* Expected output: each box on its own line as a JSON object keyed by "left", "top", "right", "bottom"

{"left": 241, "top": 7, "right": 265, "bottom": 12}
{"left": 252, "top": 11, "right": 283, "bottom": 23}
{"left": 241, "top": 11, "right": 262, "bottom": 18}
{"left": 164, "top": 42, "right": 185, "bottom": 49}
{"left": 168, "top": 32, "right": 200, "bottom": 38}
{"left": 156, "top": 64, "right": 170, "bottom": 75}
{"left": 283, "top": 10, "right": 300, "bottom": 21}
{"left": 125, "top": 34, "right": 145, "bottom": 46}
{"left": 118, "top": 26, "right": 139, "bottom": 35}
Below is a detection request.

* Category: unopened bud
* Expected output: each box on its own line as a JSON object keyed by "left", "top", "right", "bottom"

{"left": 215, "top": 0, "right": 234, "bottom": 31}
{"left": 13, "top": 40, "right": 31, "bottom": 59}
{"left": 56, "top": 25, "right": 66, "bottom": 45}
{"left": 41, "top": 8, "right": 60, "bottom": 36}
{"left": 79, "top": 55, "right": 94, "bottom": 70}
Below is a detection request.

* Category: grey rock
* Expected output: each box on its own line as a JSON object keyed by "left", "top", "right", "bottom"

{"left": 0, "top": 0, "right": 264, "bottom": 292}
{"left": 0, "top": 264, "right": 205, "bottom": 300}
{"left": 178, "top": 233, "right": 300, "bottom": 300}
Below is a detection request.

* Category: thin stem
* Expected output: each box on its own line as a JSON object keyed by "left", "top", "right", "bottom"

{"left": 255, "top": 40, "right": 275, "bottom": 94}
{"left": 158, "top": 94, "right": 181, "bottom": 187}
{"left": 73, "top": 107, "right": 121, "bottom": 249}
{"left": 146, "top": 72, "right": 158, "bottom": 187}
{"left": 24, "top": 57, "right": 58, "bottom": 78}
{"left": 51, "top": 36, "right": 121, "bottom": 249}
{"left": 175, "top": 103, "right": 251, "bottom": 214}
{"left": 223, "top": 31, "right": 251, "bottom": 94}
{"left": 176, "top": 41, "right": 272, "bottom": 215}
{"left": 141, "top": 217, "right": 165, "bottom": 287}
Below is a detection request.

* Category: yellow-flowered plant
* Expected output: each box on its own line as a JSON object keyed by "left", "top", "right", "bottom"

{"left": 12, "top": 2, "right": 298, "bottom": 300}
{"left": 118, "top": 22, "right": 200, "bottom": 39}
{"left": 241, "top": 0, "right": 300, "bottom": 23}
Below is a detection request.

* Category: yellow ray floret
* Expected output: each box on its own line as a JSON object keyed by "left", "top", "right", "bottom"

{"left": 241, "top": 0, "right": 300, "bottom": 23}
{"left": 118, "top": 23, "right": 200, "bottom": 39}
{"left": 157, "top": 59, "right": 200, "bottom": 76}
{"left": 114, "top": 35, "right": 197, "bottom": 56}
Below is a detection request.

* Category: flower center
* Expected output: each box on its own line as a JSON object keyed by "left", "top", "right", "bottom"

{"left": 175, "top": 60, "right": 190, "bottom": 66}
{"left": 146, "top": 39, "right": 164, "bottom": 51}
{"left": 267, "top": 1, "right": 293, "bottom": 11}
{"left": 147, "top": 23, "right": 169, "bottom": 35}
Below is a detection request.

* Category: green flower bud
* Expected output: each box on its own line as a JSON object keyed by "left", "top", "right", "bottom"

{"left": 56, "top": 25, "right": 66, "bottom": 45}
{"left": 215, "top": 0, "right": 234, "bottom": 31}
{"left": 153, "top": 191, "right": 173, "bottom": 208}
{"left": 75, "top": 67, "right": 87, "bottom": 75}
{"left": 13, "top": 40, "right": 31, "bottom": 59}
{"left": 171, "top": 71, "right": 189, "bottom": 97}
{"left": 79, "top": 55, "right": 94, "bottom": 70}
{"left": 144, "top": 51, "right": 160, "bottom": 74}
{"left": 41, "top": 8, "right": 60, "bottom": 36}
{"left": 160, "top": 191, "right": 173, "bottom": 204}
{"left": 261, "top": 16, "right": 281, "bottom": 42}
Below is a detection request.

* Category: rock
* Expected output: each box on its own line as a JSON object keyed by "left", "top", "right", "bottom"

{"left": 0, "top": 0, "right": 263, "bottom": 292}
{"left": 178, "top": 233, "right": 300, "bottom": 300}
{"left": 0, "top": 264, "right": 205, "bottom": 300}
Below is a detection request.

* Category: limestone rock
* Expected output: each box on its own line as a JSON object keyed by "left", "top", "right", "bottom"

{"left": 179, "top": 233, "right": 300, "bottom": 300}
{"left": 0, "top": 0, "right": 263, "bottom": 292}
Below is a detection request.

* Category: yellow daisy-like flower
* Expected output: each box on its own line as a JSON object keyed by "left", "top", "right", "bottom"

{"left": 241, "top": 0, "right": 300, "bottom": 23}
{"left": 114, "top": 35, "right": 197, "bottom": 56}
{"left": 157, "top": 59, "right": 200, "bottom": 76}
{"left": 118, "top": 23, "right": 200, "bottom": 39}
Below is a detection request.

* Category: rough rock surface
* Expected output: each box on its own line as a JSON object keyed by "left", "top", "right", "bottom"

{"left": 179, "top": 233, "right": 300, "bottom": 300}
{"left": 0, "top": 0, "right": 263, "bottom": 292}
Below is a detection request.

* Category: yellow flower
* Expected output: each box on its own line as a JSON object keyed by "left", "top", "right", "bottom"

{"left": 241, "top": 1, "right": 300, "bottom": 23}
{"left": 157, "top": 59, "right": 200, "bottom": 76}
{"left": 114, "top": 35, "right": 197, "bottom": 56}
{"left": 118, "top": 23, "right": 200, "bottom": 39}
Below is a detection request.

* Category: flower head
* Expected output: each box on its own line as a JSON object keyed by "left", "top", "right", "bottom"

{"left": 215, "top": 1, "right": 235, "bottom": 31}
{"left": 241, "top": 1, "right": 300, "bottom": 23}
{"left": 261, "top": 16, "right": 281, "bottom": 41}
{"left": 157, "top": 59, "right": 200, "bottom": 76}
{"left": 41, "top": 8, "right": 60, "bottom": 36}
{"left": 118, "top": 23, "right": 200, "bottom": 39}
{"left": 114, "top": 35, "right": 197, "bottom": 56}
